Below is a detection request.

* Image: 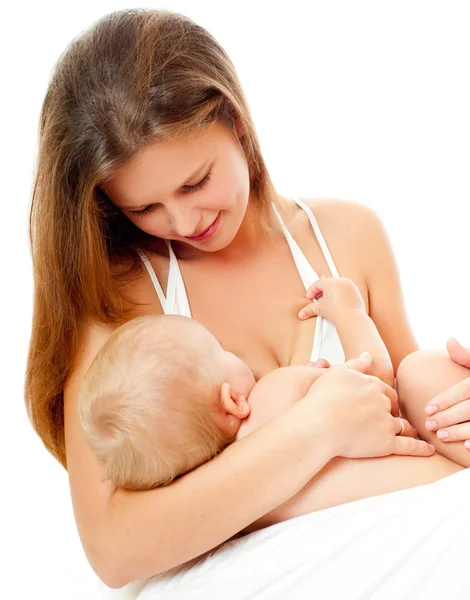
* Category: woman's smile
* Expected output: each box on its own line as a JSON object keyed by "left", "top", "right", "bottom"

{"left": 184, "top": 213, "right": 221, "bottom": 242}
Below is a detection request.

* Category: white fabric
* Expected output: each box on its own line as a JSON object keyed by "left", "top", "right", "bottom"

{"left": 112, "top": 206, "right": 469, "bottom": 598}
{"left": 102, "top": 469, "right": 470, "bottom": 599}
{"left": 135, "top": 248, "right": 166, "bottom": 311}
{"left": 135, "top": 199, "right": 345, "bottom": 365}
{"left": 272, "top": 198, "right": 344, "bottom": 365}
{"left": 135, "top": 243, "right": 191, "bottom": 318}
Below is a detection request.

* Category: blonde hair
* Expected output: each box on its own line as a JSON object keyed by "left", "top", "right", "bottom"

{"left": 78, "top": 315, "right": 234, "bottom": 489}
{"left": 25, "top": 8, "right": 280, "bottom": 468}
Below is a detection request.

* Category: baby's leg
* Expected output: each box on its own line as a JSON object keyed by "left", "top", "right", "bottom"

{"left": 397, "top": 349, "right": 470, "bottom": 468}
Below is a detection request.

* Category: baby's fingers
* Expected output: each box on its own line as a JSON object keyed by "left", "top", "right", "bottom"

{"left": 298, "top": 300, "right": 323, "bottom": 320}
{"left": 306, "top": 277, "right": 329, "bottom": 300}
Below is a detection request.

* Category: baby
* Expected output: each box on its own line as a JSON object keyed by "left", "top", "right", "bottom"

{"left": 79, "top": 313, "right": 257, "bottom": 489}
{"left": 82, "top": 275, "right": 470, "bottom": 493}
{"left": 78, "top": 276, "right": 395, "bottom": 491}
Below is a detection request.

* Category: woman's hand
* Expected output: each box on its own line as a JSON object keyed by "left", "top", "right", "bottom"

{"left": 307, "top": 358, "right": 331, "bottom": 368}
{"left": 298, "top": 276, "right": 366, "bottom": 322}
{"left": 424, "top": 337, "right": 470, "bottom": 450}
{"left": 300, "top": 353, "right": 434, "bottom": 459}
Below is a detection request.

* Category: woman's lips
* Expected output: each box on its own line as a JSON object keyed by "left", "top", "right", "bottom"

{"left": 185, "top": 214, "right": 220, "bottom": 242}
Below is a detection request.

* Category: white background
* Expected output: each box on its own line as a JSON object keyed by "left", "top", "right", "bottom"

{"left": 1, "top": 1, "right": 469, "bottom": 598}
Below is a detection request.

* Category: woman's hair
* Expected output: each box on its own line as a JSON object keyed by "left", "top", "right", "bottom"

{"left": 25, "top": 8, "right": 278, "bottom": 467}
{"left": 78, "top": 315, "right": 232, "bottom": 490}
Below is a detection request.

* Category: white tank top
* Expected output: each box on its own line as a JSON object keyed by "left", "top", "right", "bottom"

{"left": 134, "top": 198, "right": 345, "bottom": 365}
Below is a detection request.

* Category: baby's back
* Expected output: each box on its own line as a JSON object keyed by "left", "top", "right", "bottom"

{"left": 237, "top": 366, "right": 324, "bottom": 439}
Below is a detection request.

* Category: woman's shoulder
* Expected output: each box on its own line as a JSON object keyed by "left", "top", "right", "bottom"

{"left": 288, "top": 197, "right": 391, "bottom": 290}
{"left": 302, "top": 197, "right": 383, "bottom": 233}
{"left": 66, "top": 252, "right": 166, "bottom": 388}
{"left": 299, "top": 197, "right": 388, "bottom": 252}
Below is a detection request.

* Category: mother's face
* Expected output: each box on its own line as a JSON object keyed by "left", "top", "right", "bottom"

{"left": 105, "top": 121, "right": 251, "bottom": 253}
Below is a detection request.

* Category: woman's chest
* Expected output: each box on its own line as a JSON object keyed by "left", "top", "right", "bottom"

{"left": 180, "top": 248, "right": 316, "bottom": 379}
{"left": 139, "top": 206, "right": 369, "bottom": 378}
{"left": 177, "top": 240, "right": 366, "bottom": 379}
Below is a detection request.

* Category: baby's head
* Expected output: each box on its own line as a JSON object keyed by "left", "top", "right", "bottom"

{"left": 78, "top": 315, "right": 255, "bottom": 490}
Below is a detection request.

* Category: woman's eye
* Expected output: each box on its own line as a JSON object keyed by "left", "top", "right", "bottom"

{"left": 131, "top": 205, "right": 155, "bottom": 217}
{"left": 182, "top": 171, "right": 212, "bottom": 193}
{"left": 130, "top": 171, "right": 212, "bottom": 217}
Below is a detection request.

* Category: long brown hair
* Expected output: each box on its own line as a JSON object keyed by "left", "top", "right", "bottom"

{"left": 24, "top": 8, "right": 278, "bottom": 467}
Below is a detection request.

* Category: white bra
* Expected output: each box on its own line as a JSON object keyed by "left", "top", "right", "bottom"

{"left": 134, "top": 198, "right": 345, "bottom": 365}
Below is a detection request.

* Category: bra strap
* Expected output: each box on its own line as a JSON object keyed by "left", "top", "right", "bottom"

{"left": 292, "top": 198, "right": 340, "bottom": 278}
{"left": 271, "top": 204, "right": 319, "bottom": 291}
{"left": 166, "top": 242, "right": 192, "bottom": 318}
{"left": 134, "top": 247, "right": 167, "bottom": 311}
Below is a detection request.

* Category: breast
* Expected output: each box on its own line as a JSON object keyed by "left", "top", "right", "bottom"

{"left": 177, "top": 242, "right": 321, "bottom": 373}
{"left": 290, "top": 318, "right": 346, "bottom": 367}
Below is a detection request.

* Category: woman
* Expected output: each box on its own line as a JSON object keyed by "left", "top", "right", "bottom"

{"left": 24, "top": 8, "right": 470, "bottom": 591}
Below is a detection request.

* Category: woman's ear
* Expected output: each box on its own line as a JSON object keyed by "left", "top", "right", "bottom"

{"left": 220, "top": 383, "right": 250, "bottom": 418}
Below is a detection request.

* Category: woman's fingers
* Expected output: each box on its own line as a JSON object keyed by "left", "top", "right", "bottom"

{"left": 425, "top": 377, "right": 470, "bottom": 414}
{"left": 395, "top": 417, "right": 418, "bottom": 439}
{"left": 310, "top": 358, "right": 331, "bottom": 369}
{"left": 443, "top": 423, "right": 470, "bottom": 443}
{"left": 343, "top": 352, "right": 372, "bottom": 373}
{"left": 432, "top": 422, "right": 470, "bottom": 443}
{"left": 446, "top": 337, "right": 470, "bottom": 369}
{"left": 391, "top": 436, "right": 435, "bottom": 457}
{"left": 306, "top": 366, "right": 434, "bottom": 459}
{"left": 384, "top": 385, "right": 400, "bottom": 417}
{"left": 425, "top": 399, "right": 470, "bottom": 430}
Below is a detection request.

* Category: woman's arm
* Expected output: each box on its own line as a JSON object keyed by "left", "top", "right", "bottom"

{"left": 66, "top": 322, "right": 431, "bottom": 589}
{"left": 359, "top": 206, "right": 419, "bottom": 372}
{"left": 65, "top": 320, "right": 336, "bottom": 588}
{"left": 298, "top": 200, "right": 418, "bottom": 374}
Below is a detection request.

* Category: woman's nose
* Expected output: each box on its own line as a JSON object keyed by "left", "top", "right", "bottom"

{"left": 168, "top": 205, "right": 202, "bottom": 238}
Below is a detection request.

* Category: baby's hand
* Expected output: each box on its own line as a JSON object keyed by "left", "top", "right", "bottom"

{"left": 298, "top": 277, "right": 366, "bottom": 323}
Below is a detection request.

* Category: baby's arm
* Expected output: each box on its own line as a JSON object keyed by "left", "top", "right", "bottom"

{"left": 236, "top": 366, "right": 325, "bottom": 440}
{"left": 335, "top": 310, "right": 394, "bottom": 387}
{"left": 307, "top": 278, "right": 394, "bottom": 387}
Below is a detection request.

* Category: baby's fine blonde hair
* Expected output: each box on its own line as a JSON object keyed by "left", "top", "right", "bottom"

{"left": 78, "top": 315, "right": 233, "bottom": 489}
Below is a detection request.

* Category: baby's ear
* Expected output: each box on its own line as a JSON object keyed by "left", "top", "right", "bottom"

{"left": 219, "top": 382, "right": 233, "bottom": 413}
{"left": 220, "top": 383, "right": 250, "bottom": 418}
{"left": 233, "top": 393, "right": 250, "bottom": 418}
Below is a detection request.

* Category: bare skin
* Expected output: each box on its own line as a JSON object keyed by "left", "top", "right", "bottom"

{"left": 130, "top": 196, "right": 459, "bottom": 503}
{"left": 238, "top": 365, "right": 462, "bottom": 534}
{"left": 64, "top": 123, "right": 443, "bottom": 587}
{"left": 398, "top": 349, "right": 470, "bottom": 467}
